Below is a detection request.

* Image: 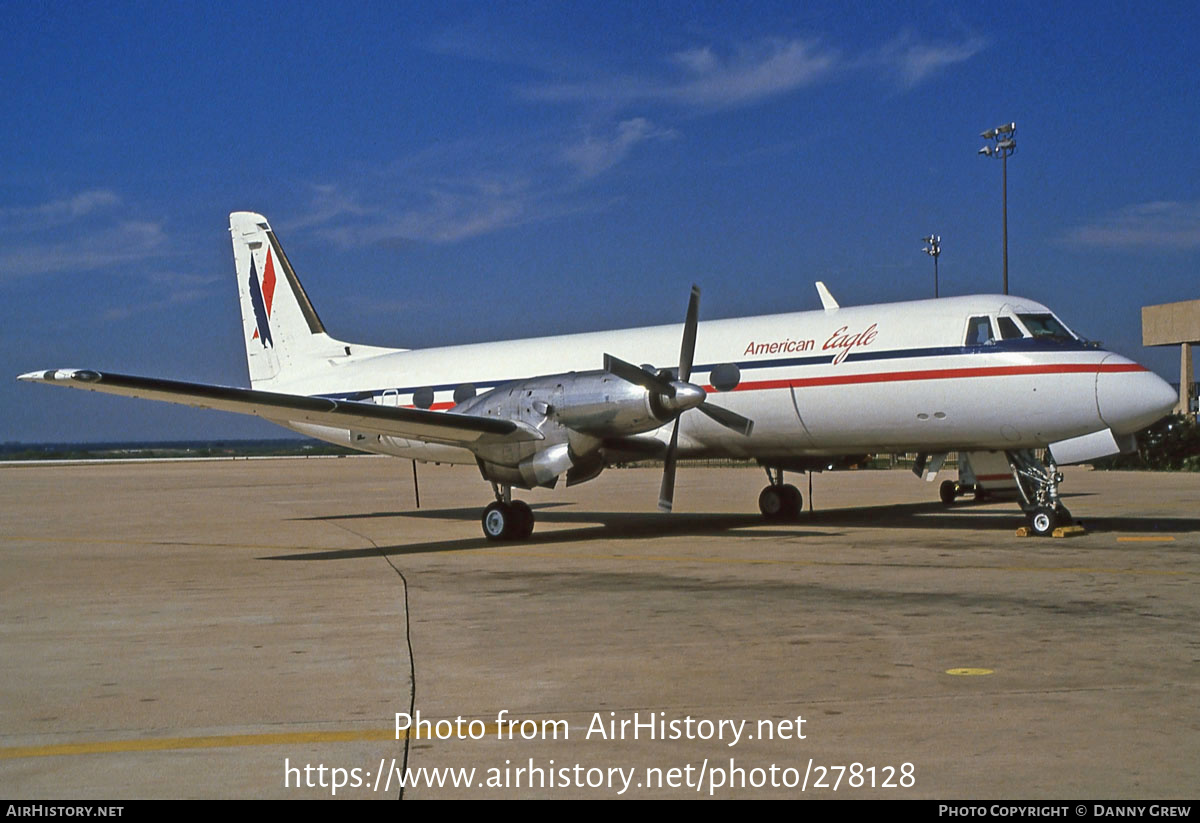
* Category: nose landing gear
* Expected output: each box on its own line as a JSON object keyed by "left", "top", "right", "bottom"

{"left": 1007, "top": 450, "right": 1073, "bottom": 536}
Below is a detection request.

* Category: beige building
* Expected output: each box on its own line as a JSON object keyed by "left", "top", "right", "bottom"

{"left": 1142, "top": 298, "right": 1199, "bottom": 415}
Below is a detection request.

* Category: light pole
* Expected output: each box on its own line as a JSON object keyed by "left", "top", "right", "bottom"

{"left": 978, "top": 122, "right": 1016, "bottom": 294}
{"left": 922, "top": 234, "right": 941, "bottom": 298}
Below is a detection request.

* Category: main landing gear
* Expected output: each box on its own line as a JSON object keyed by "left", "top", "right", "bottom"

{"left": 481, "top": 483, "right": 534, "bottom": 541}
{"left": 758, "top": 467, "right": 803, "bottom": 521}
{"left": 938, "top": 479, "right": 991, "bottom": 505}
{"left": 1007, "top": 450, "right": 1073, "bottom": 537}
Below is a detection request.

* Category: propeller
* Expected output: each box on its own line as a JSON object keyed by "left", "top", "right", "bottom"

{"left": 604, "top": 285, "right": 754, "bottom": 513}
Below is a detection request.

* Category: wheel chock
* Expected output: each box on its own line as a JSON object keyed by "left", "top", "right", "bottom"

{"left": 1016, "top": 524, "right": 1085, "bottom": 538}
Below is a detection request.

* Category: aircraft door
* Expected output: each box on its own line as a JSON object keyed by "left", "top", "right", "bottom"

{"left": 787, "top": 386, "right": 820, "bottom": 448}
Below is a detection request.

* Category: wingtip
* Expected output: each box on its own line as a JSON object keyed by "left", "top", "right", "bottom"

{"left": 16, "top": 369, "right": 99, "bottom": 384}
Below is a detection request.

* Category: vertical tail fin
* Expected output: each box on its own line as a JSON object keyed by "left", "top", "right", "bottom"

{"left": 231, "top": 211, "right": 403, "bottom": 389}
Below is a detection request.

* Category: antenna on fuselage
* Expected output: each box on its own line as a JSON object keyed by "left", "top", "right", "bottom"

{"left": 815, "top": 281, "right": 840, "bottom": 313}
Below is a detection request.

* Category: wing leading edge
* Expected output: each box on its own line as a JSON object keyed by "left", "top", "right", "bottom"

{"left": 18, "top": 370, "right": 542, "bottom": 447}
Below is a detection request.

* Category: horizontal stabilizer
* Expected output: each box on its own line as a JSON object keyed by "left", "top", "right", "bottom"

{"left": 18, "top": 369, "right": 542, "bottom": 446}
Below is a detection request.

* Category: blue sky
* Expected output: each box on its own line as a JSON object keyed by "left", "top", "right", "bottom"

{"left": 3, "top": 1, "right": 1197, "bottom": 442}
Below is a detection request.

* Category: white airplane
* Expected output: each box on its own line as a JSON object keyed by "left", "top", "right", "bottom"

{"left": 20, "top": 212, "right": 1177, "bottom": 540}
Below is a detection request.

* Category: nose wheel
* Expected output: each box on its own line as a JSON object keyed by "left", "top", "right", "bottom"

{"left": 1007, "top": 450, "right": 1074, "bottom": 536}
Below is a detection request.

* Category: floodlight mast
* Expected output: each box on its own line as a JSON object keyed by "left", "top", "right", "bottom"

{"left": 922, "top": 234, "right": 941, "bottom": 297}
{"left": 979, "top": 122, "right": 1016, "bottom": 294}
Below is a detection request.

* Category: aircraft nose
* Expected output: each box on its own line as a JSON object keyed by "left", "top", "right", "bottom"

{"left": 1096, "top": 355, "right": 1178, "bottom": 433}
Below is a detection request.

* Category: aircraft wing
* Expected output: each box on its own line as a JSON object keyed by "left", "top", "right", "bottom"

{"left": 17, "top": 369, "right": 543, "bottom": 446}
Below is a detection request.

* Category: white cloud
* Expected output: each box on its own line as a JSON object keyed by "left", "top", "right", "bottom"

{"left": 0, "top": 190, "right": 122, "bottom": 232}
{"left": 0, "top": 220, "right": 170, "bottom": 280}
{"left": 527, "top": 38, "right": 839, "bottom": 109}
{"left": 562, "top": 118, "right": 678, "bottom": 178}
{"left": 526, "top": 33, "right": 983, "bottom": 109}
{"left": 282, "top": 184, "right": 371, "bottom": 232}
{"left": 318, "top": 179, "right": 533, "bottom": 246}
{"left": 875, "top": 33, "right": 986, "bottom": 88}
{"left": 670, "top": 40, "right": 839, "bottom": 107}
{"left": 1063, "top": 200, "right": 1200, "bottom": 250}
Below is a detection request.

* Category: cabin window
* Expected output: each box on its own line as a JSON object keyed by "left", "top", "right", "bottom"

{"left": 966, "top": 316, "right": 994, "bottom": 346}
{"left": 412, "top": 387, "right": 435, "bottom": 409}
{"left": 709, "top": 363, "right": 741, "bottom": 392}
{"left": 996, "top": 316, "right": 1024, "bottom": 340}
{"left": 453, "top": 384, "right": 477, "bottom": 404}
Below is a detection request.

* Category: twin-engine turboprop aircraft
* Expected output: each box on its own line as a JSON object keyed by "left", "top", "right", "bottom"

{"left": 20, "top": 212, "right": 1177, "bottom": 540}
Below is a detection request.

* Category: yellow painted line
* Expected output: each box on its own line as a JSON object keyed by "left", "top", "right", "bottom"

{"left": 945, "top": 668, "right": 994, "bottom": 676}
{"left": 0, "top": 723, "right": 514, "bottom": 760}
{"left": 1116, "top": 536, "right": 1176, "bottom": 543}
{"left": 0, "top": 730, "right": 393, "bottom": 760}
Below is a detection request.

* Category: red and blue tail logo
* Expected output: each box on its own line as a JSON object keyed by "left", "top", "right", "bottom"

{"left": 248, "top": 249, "right": 277, "bottom": 348}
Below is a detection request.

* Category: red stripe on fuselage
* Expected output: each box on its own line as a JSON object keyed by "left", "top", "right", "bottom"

{"left": 706, "top": 361, "right": 1145, "bottom": 393}
{"left": 396, "top": 361, "right": 1144, "bottom": 411}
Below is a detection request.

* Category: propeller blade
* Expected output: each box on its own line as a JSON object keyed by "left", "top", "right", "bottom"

{"left": 604, "top": 353, "right": 676, "bottom": 398}
{"left": 697, "top": 402, "right": 755, "bottom": 437}
{"left": 678, "top": 285, "right": 700, "bottom": 383}
{"left": 658, "top": 419, "right": 681, "bottom": 512}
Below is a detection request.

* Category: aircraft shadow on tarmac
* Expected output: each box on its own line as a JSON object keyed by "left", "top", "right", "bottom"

{"left": 266, "top": 495, "right": 1200, "bottom": 562}
{"left": 272, "top": 506, "right": 829, "bottom": 560}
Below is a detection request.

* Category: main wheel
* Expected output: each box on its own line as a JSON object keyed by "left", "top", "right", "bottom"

{"left": 758, "top": 486, "right": 783, "bottom": 518}
{"left": 779, "top": 484, "right": 802, "bottom": 519}
{"left": 482, "top": 502, "right": 514, "bottom": 541}
{"left": 759, "top": 485, "right": 802, "bottom": 520}
{"left": 510, "top": 500, "right": 535, "bottom": 540}
{"left": 939, "top": 479, "right": 957, "bottom": 506}
{"left": 1029, "top": 506, "right": 1058, "bottom": 537}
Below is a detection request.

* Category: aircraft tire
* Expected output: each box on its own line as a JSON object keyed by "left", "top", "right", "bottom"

{"left": 758, "top": 486, "right": 782, "bottom": 518}
{"left": 1029, "top": 506, "right": 1058, "bottom": 537}
{"left": 780, "top": 484, "right": 802, "bottom": 519}
{"left": 510, "top": 500, "right": 535, "bottom": 540}
{"left": 759, "top": 485, "right": 802, "bottom": 521}
{"left": 482, "top": 502, "right": 514, "bottom": 541}
{"left": 939, "top": 479, "right": 957, "bottom": 506}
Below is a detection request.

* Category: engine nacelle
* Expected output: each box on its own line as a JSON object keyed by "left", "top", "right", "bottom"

{"left": 479, "top": 442, "right": 574, "bottom": 490}
{"left": 457, "top": 370, "right": 670, "bottom": 439}
{"left": 550, "top": 372, "right": 668, "bottom": 436}
{"left": 465, "top": 369, "right": 674, "bottom": 489}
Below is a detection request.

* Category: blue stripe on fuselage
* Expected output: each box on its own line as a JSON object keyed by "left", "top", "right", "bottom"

{"left": 316, "top": 337, "right": 1095, "bottom": 405}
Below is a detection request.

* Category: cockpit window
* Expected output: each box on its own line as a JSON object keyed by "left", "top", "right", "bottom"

{"left": 966, "top": 316, "right": 994, "bottom": 346}
{"left": 1016, "top": 313, "right": 1076, "bottom": 341}
{"left": 996, "top": 316, "right": 1024, "bottom": 340}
